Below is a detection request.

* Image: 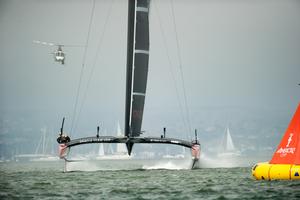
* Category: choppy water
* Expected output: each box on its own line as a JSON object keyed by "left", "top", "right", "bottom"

{"left": 1, "top": 160, "right": 300, "bottom": 200}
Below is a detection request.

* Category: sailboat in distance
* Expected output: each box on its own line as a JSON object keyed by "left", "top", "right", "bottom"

{"left": 95, "top": 123, "right": 131, "bottom": 160}
{"left": 57, "top": 0, "right": 200, "bottom": 170}
{"left": 115, "top": 122, "right": 131, "bottom": 157}
{"left": 16, "top": 127, "right": 59, "bottom": 162}
{"left": 218, "top": 127, "right": 240, "bottom": 157}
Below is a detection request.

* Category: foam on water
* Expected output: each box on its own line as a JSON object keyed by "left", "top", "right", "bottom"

{"left": 142, "top": 159, "right": 190, "bottom": 170}
{"left": 65, "top": 159, "right": 143, "bottom": 171}
{"left": 63, "top": 152, "right": 255, "bottom": 172}
{"left": 66, "top": 160, "right": 103, "bottom": 172}
{"left": 65, "top": 157, "right": 193, "bottom": 171}
{"left": 199, "top": 153, "right": 243, "bottom": 168}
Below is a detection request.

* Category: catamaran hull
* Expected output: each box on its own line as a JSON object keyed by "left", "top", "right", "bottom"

{"left": 191, "top": 144, "right": 200, "bottom": 169}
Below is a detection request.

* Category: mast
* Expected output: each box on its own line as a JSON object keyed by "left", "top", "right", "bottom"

{"left": 125, "top": 0, "right": 150, "bottom": 137}
{"left": 125, "top": 0, "right": 136, "bottom": 137}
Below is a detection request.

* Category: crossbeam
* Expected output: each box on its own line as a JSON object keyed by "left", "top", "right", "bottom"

{"left": 58, "top": 135, "right": 200, "bottom": 170}
{"left": 66, "top": 136, "right": 193, "bottom": 149}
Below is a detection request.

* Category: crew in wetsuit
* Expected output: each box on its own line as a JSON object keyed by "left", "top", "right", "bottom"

{"left": 57, "top": 133, "right": 70, "bottom": 144}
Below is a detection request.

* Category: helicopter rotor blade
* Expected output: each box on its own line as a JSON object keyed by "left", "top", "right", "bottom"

{"left": 62, "top": 44, "right": 85, "bottom": 47}
{"left": 33, "top": 40, "right": 55, "bottom": 46}
{"left": 33, "top": 40, "right": 85, "bottom": 48}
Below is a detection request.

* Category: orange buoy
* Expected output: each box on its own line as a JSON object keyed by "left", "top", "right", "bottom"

{"left": 252, "top": 103, "right": 300, "bottom": 180}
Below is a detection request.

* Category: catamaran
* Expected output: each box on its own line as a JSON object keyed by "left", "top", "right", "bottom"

{"left": 57, "top": 0, "right": 200, "bottom": 170}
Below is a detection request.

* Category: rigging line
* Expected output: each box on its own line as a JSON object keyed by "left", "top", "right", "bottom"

{"left": 170, "top": 0, "right": 193, "bottom": 138}
{"left": 73, "top": 0, "right": 115, "bottom": 133}
{"left": 153, "top": 0, "right": 189, "bottom": 140}
{"left": 153, "top": 1, "right": 190, "bottom": 140}
{"left": 70, "top": 0, "right": 96, "bottom": 136}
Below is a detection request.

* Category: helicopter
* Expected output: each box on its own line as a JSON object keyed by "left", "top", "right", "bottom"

{"left": 33, "top": 40, "right": 83, "bottom": 65}
{"left": 54, "top": 45, "right": 65, "bottom": 65}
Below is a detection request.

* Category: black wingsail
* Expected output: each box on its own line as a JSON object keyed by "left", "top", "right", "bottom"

{"left": 125, "top": 0, "right": 150, "bottom": 137}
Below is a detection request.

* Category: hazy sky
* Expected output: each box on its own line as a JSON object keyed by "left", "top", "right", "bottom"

{"left": 0, "top": 0, "right": 300, "bottom": 155}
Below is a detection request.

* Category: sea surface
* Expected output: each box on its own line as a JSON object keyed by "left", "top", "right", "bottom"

{"left": 1, "top": 159, "right": 300, "bottom": 200}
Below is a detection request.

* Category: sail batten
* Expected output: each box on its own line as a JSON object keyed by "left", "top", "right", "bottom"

{"left": 136, "top": 7, "right": 149, "bottom": 12}
{"left": 135, "top": 49, "right": 149, "bottom": 54}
